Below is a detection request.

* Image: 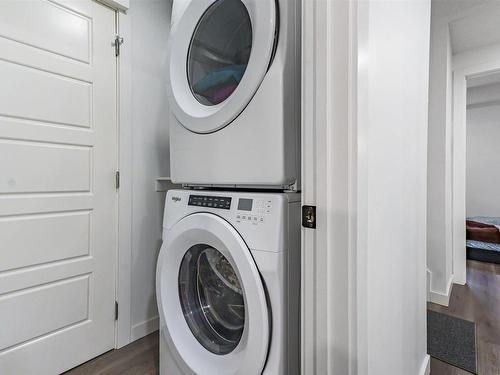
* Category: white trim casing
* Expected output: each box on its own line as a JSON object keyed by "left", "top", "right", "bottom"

{"left": 426, "top": 14, "right": 455, "bottom": 305}
{"left": 301, "top": 0, "right": 352, "bottom": 373}
{"left": 99, "top": 0, "right": 129, "bottom": 12}
{"left": 467, "top": 99, "right": 500, "bottom": 109}
{"left": 452, "top": 70, "right": 467, "bottom": 286}
{"left": 116, "top": 11, "right": 133, "bottom": 348}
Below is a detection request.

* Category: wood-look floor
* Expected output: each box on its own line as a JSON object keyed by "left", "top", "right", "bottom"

{"left": 428, "top": 260, "right": 500, "bottom": 375}
{"left": 64, "top": 332, "right": 159, "bottom": 375}
{"left": 65, "top": 260, "right": 499, "bottom": 375}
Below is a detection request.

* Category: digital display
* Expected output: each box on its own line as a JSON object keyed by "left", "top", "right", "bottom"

{"left": 188, "top": 195, "right": 232, "bottom": 210}
{"left": 238, "top": 198, "right": 253, "bottom": 211}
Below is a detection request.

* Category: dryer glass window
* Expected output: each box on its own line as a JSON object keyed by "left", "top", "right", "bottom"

{"left": 187, "top": 0, "right": 252, "bottom": 106}
{"left": 178, "top": 244, "right": 245, "bottom": 355}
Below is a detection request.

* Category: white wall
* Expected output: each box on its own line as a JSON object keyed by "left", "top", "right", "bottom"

{"left": 466, "top": 96, "right": 500, "bottom": 217}
{"left": 426, "top": 8, "right": 454, "bottom": 304}
{"left": 128, "top": 0, "right": 171, "bottom": 340}
{"left": 356, "top": 0, "right": 431, "bottom": 373}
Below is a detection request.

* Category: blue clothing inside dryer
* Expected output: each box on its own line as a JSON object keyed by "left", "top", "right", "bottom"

{"left": 193, "top": 64, "right": 247, "bottom": 94}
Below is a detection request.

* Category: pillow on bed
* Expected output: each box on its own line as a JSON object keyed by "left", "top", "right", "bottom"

{"left": 466, "top": 226, "right": 500, "bottom": 244}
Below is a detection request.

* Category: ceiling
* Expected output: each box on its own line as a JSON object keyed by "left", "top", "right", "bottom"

{"left": 450, "top": 6, "right": 500, "bottom": 54}
{"left": 431, "top": 0, "right": 492, "bottom": 20}
{"left": 432, "top": 0, "right": 500, "bottom": 54}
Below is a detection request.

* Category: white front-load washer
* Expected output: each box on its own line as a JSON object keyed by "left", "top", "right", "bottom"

{"left": 167, "top": 0, "right": 301, "bottom": 190}
{"left": 156, "top": 189, "right": 301, "bottom": 375}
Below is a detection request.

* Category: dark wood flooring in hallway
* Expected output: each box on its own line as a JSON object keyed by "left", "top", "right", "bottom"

{"left": 428, "top": 260, "right": 500, "bottom": 375}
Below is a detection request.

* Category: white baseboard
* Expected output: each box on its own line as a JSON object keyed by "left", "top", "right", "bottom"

{"left": 131, "top": 316, "right": 159, "bottom": 342}
{"left": 419, "top": 354, "right": 430, "bottom": 375}
{"left": 427, "top": 271, "right": 453, "bottom": 307}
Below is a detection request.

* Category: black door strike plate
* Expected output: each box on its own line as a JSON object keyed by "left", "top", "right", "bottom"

{"left": 302, "top": 205, "right": 316, "bottom": 229}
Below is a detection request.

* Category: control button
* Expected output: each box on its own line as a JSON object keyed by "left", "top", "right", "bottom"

{"left": 259, "top": 217, "right": 264, "bottom": 222}
{"left": 242, "top": 216, "right": 246, "bottom": 220}
{"left": 236, "top": 215, "right": 241, "bottom": 219}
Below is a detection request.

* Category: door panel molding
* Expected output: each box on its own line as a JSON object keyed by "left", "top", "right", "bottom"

{"left": 0, "top": 1, "right": 118, "bottom": 373}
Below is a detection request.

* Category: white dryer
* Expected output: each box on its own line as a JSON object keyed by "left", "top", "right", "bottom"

{"left": 167, "top": 0, "right": 301, "bottom": 190}
{"left": 156, "top": 189, "right": 301, "bottom": 375}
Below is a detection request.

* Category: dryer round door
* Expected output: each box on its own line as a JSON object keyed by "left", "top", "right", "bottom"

{"left": 167, "top": 0, "right": 277, "bottom": 134}
{"left": 156, "top": 213, "right": 270, "bottom": 375}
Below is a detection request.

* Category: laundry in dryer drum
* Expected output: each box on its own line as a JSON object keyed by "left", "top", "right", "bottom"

{"left": 201, "top": 83, "right": 238, "bottom": 105}
{"left": 193, "top": 64, "right": 247, "bottom": 103}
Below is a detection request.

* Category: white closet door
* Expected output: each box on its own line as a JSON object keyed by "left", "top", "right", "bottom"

{"left": 0, "top": 1, "right": 118, "bottom": 374}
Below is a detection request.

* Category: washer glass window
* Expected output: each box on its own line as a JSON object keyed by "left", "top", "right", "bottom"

{"left": 178, "top": 244, "right": 245, "bottom": 355}
{"left": 187, "top": 0, "right": 252, "bottom": 106}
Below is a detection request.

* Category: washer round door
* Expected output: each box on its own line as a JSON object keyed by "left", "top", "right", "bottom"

{"left": 156, "top": 213, "right": 270, "bottom": 375}
{"left": 167, "top": 0, "right": 277, "bottom": 134}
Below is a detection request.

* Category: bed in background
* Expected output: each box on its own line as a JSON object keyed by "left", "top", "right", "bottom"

{"left": 466, "top": 217, "right": 500, "bottom": 264}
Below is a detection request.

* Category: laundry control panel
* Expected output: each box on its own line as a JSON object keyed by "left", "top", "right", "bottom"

{"left": 188, "top": 195, "right": 232, "bottom": 210}
{"left": 235, "top": 198, "right": 273, "bottom": 225}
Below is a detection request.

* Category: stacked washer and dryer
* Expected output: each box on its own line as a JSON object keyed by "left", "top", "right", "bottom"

{"left": 156, "top": 0, "right": 301, "bottom": 374}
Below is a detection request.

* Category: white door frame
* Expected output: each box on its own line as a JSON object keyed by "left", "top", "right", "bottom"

{"left": 114, "top": 2, "right": 173, "bottom": 350}
{"left": 83, "top": 2, "right": 133, "bottom": 349}
{"left": 115, "top": 10, "right": 133, "bottom": 348}
{"left": 301, "top": 0, "right": 355, "bottom": 373}
{"left": 451, "top": 59, "right": 500, "bottom": 285}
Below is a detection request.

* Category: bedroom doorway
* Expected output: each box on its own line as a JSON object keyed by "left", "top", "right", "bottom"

{"left": 452, "top": 64, "right": 500, "bottom": 283}
{"left": 464, "top": 72, "right": 500, "bottom": 265}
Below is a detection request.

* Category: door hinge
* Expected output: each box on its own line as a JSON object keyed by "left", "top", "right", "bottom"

{"left": 115, "top": 301, "right": 119, "bottom": 321}
{"left": 113, "top": 35, "right": 124, "bottom": 57}
{"left": 302, "top": 205, "right": 317, "bottom": 229}
{"left": 115, "top": 171, "right": 120, "bottom": 190}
